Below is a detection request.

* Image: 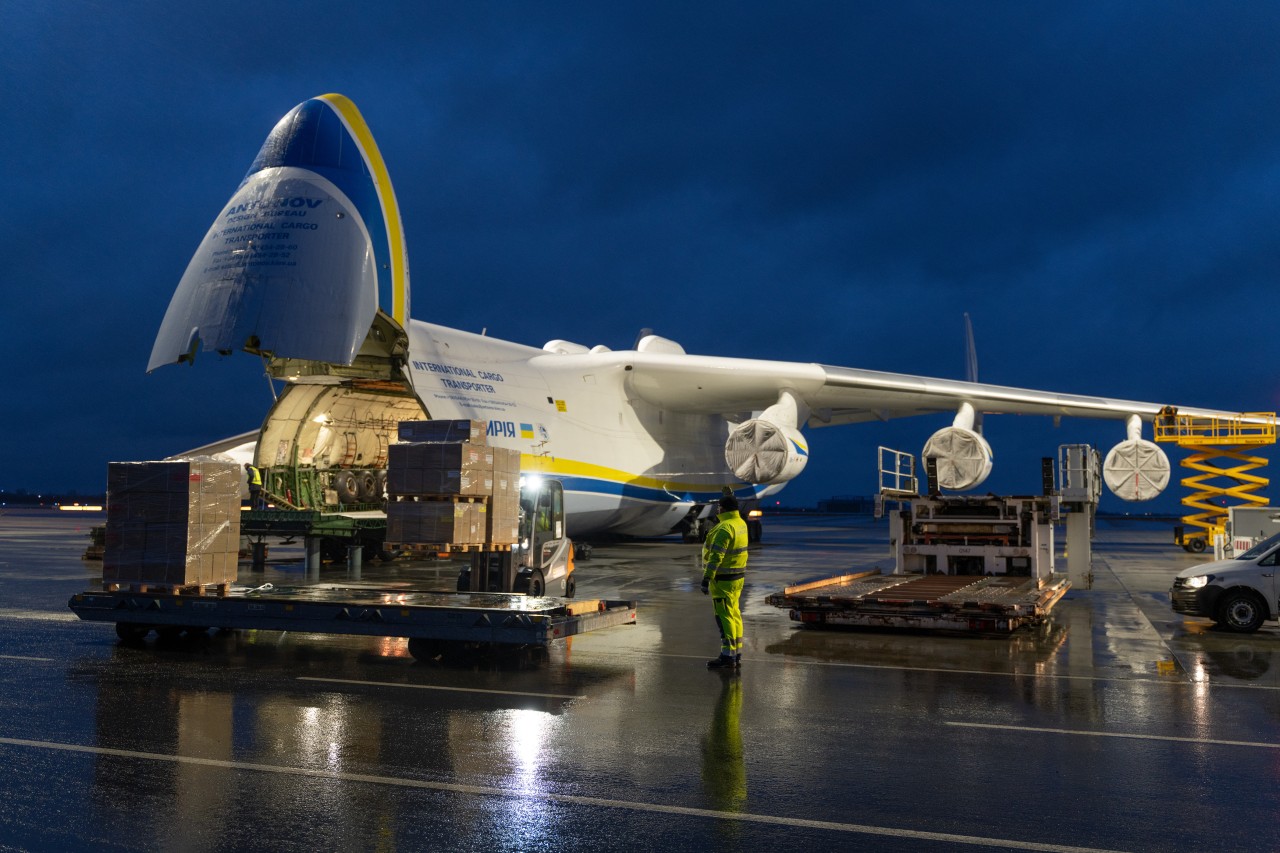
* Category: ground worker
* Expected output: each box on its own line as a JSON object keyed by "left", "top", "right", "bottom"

{"left": 700, "top": 491, "right": 748, "bottom": 669}
{"left": 244, "top": 463, "right": 264, "bottom": 510}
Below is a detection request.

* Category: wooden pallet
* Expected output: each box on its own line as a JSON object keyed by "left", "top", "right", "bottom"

{"left": 102, "top": 581, "right": 233, "bottom": 597}
{"left": 386, "top": 542, "right": 515, "bottom": 554}
{"left": 388, "top": 493, "right": 491, "bottom": 503}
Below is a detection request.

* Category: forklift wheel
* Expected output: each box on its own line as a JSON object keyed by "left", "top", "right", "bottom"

{"left": 528, "top": 569, "right": 545, "bottom": 597}
{"left": 565, "top": 575, "right": 576, "bottom": 598}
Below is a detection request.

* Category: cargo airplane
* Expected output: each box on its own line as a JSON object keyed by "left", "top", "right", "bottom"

{"left": 149, "top": 94, "right": 1243, "bottom": 538}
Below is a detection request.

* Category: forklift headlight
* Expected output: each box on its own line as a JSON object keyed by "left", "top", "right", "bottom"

{"left": 1183, "top": 575, "right": 1209, "bottom": 589}
{"left": 747, "top": 509, "right": 762, "bottom": 518}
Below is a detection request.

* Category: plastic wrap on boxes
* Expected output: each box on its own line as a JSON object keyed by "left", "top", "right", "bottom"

{"left": 103, "top": 459, "right": 241, "bottom": 586}
{"left": 387, "top": 442, "right": 494, "bottom": 497}
{"left": 387, "top": 501, "right": 483, "bottom": 545}
{"left": 397, "top": 419, "right": 487, "bottom": 445}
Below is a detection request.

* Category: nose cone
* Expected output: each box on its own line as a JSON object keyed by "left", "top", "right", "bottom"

{"left": 149, "top": 95, "right": 408, "bottom": 372}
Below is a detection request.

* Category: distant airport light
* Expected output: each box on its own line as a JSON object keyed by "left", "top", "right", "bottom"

{"left": 58, "top": 504, "right": 103, "bottom": 512}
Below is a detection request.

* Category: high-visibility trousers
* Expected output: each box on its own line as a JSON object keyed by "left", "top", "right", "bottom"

{"left": 709, "top": 576, "right": 745, "bottom": 656}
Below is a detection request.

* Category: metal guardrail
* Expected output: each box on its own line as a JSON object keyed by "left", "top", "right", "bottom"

{"left": 1153, "top": 412, "right": 1276, "bottom": 446}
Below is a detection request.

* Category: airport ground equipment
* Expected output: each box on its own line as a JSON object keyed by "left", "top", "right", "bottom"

{"left": 1154, "top": 410, "right": 1276, "bottom": 553}
{"left": 1058, "top": 444, "right": 1102, "bottom": 588}
{"left": 396, "top": 477, "right": 577, "bottom": 598}
{"left": 766, "top": 448, "right": 1070, "bottom": 633}
{"left": 241, "top": 472, "right": 575, "bottom": 597}
{"left": 1171, "top": 530, "right": 1280, "bottom": 633}
{"left": 67, "top": 584, "right": 636, "bottom": 661}
{"left": 240, "top": 508, "right": 390, "bottom": 572}
{"left": 1224, "top": 506, "right": 1280, "bottom": 556}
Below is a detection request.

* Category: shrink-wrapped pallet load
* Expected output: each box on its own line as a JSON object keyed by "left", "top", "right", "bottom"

{"left": 488, "top": 446, "right": 522, "bottom": 547}
{"left": 385, "top": 420, "right": 525, "bottom": 548}
{"left": 397, "top": 419, "right": 487, "bottom": 445}
{"left": 103, "top": 459, "right": 241, "bottom": 586}
{"left": 386, "top": 442, "right": 494, "bottom": 497}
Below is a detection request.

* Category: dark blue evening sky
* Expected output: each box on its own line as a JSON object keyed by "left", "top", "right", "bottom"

{"left": 2, "top": 2, "right": 1277, "bottom": 510}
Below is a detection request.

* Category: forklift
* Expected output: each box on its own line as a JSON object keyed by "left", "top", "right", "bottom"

{"left": 457, "top": 476, "right": 576, "bottom": 597}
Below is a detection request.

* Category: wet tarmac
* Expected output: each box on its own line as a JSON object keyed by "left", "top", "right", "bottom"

{"left": 0, "top": 507, "right": 1277, "bottom": 852}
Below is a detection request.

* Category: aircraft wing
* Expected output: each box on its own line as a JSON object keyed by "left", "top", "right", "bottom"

{"left": 616, "top": 351, "right": 1239, "bottom": 425}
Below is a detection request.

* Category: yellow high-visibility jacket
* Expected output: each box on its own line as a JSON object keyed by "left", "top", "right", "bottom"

{"left": 702, "top": 510, "right": 748, "bottom": 582}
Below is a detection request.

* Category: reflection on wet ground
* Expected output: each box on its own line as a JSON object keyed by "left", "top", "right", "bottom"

{"left": 1, "top": 509, "right": 1278, "bottom": 851}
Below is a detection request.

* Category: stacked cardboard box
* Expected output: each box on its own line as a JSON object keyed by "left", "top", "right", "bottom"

{"left": 488, "top": 446, "right": 522, "bottom": 546}
{"left": 386, "top": 500, "right": 485, "bottom": 545}
{"left": 385, "top": 419, "right": 523, "bottom": 548}
{"left": 103, "top": 459, "right": 241, "bottom": 586}
{"left": 386, "top": 442, "right": 494, "bottom": 496}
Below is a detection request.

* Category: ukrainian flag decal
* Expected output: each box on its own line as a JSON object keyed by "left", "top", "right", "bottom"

{"left": 520, "top": 423, "right": 535, "bottom": 439}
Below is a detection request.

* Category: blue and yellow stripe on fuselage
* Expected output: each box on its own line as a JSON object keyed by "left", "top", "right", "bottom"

{"left": 518, "top": 454, "right": 760, "bottom": 504}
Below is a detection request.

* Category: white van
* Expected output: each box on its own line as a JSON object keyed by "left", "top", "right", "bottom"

{"left": 1171, "top": 532, "right": 1280, "bottom": 633}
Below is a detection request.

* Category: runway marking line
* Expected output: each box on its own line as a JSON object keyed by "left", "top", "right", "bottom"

{"left": 627, "top": 653, "right": 1280, "bottom": 691}
{"left": 0, "top": 734, "right": 1128, "bottom": 853}
{"left": 297, "top": 676, "right": 583, "bottom": 700}
{"left": 947, "top": 721, "right": 1280, "bottom": 750}
{"left": 0, "top": 654, "right": 55, "bottom": 662}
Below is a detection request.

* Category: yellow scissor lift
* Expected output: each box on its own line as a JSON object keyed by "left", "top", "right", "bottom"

{"left": 1153, "top": 410, "right": 1276, "bottom": 552}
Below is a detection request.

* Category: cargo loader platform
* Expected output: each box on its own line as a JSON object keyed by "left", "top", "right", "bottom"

{"left": 766, "top": 569, "right": 1070, "bottom": 633}
{"left": 68, "top": 584, "right": 637, "bottom": 660}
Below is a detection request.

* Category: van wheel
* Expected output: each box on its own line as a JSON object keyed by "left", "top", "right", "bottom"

{"left": 1216, "top": 590, "right": 1267, "bottom": 633}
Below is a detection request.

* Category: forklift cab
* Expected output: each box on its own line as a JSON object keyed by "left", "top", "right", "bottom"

{"left": 460, "top": 476, "right": 575, "bottom": 597}
{"left": 515, "top": 476, "right": 574, "bottom": 596}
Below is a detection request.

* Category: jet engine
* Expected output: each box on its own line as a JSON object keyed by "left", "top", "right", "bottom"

{"left": 922, "top": 402, "right": 993, "bottom": 490}
{"left": 1102, "top": 415, "right": 1170, "bottom": 501}
{"left": 724, "top": 418, "right": 809, "bottom": 485}
{"left": 724, "top": 390, "right": 810, "bottom": 485}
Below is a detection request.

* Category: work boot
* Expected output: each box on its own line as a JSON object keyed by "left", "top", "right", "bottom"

{"left": 707, "top": 654, "right": 737, "bottom": 670}
{"left": 735, "top": 654, "right": 742, "bottom": 668}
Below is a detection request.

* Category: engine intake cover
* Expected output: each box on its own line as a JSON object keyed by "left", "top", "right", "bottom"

{"left": 1103, "top": 439, "right": 1170, "bottom": 501}
{"left": 922, "top": 426, "right": 993, "bottom": 491}
{"left": 725, "top": 420, "right": 809, "bottom": 485}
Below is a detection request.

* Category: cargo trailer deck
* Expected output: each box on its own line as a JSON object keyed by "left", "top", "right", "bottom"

{"left": 765, "top": 569, "right": 1070, "bottom": 633}
{"left": 69, "top": 583, "right": 637, "bottom": 660}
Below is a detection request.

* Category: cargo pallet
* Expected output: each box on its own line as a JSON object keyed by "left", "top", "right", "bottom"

{"left": 68, "top": 584, "right": 637, "bottom": 661}
{"left": 765, "top": 569, "right": 1069, "bottom": 633}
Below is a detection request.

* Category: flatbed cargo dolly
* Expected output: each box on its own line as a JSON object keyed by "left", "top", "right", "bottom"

{"left": 766, "top": 569, "right": 1069, "bottom": 633}
{"left": 764, "top": 447, "right": 1073, "bottom": 634}
{"left": 68, "top": 584, "right": 637, "bottom": 661}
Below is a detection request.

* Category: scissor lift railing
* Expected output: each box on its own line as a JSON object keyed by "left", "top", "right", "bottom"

{"left": 1154, "top": 412, "right": 1276, "bottom": 550}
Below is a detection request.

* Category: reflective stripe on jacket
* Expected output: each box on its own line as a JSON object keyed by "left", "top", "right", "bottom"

{"left": 702, "top": 510, "right": 749, "bottom": 581}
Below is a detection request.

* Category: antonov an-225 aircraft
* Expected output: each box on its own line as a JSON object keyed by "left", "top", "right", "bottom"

{"left": 149, "top": 94, "right": 1234, "bottom": 539}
